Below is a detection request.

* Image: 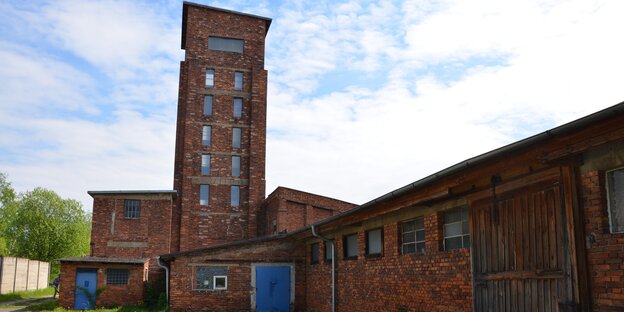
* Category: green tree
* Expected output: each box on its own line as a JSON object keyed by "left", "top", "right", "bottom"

{"left": 0, "top": 173, "right": 17, "bottom": 255}
{"left": 10, "top": 187, "right": 91, "bottom": 261}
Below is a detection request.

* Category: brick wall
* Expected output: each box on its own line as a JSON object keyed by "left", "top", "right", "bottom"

{"left": 168, "top": 237, "right": 305, "bottom": 311}
{"left": 90, "top": 194, "right": 173, "bottom": 268}
{"left": 306, "top": 212, "right": 472, "bottom": 312}
{"left": 582, "top": 170, "right": 624, "bottom": 310}
{"left": 59, "top": 261, "right": 148, "bottom": 309}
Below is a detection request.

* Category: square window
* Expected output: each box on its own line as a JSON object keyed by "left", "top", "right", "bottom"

{"left": 201, "top": 154, "right": 210, "bottom": 175}
{"left": 202, "top": 126, "right": 211, "bottom": 146}
{"left": 232, "top": 156, "right": 241, "bottom": 177}
{"left": 231, "top": 186, "right": 240, "bottom": 207}
{"left": 200, "top": 184, "right": 209, "bottom": 206}
{"left": 310, "top": 243, "right": 320, "bottom": 264}
{"left": 106, "top": 269, "right": 128, "bottom": 285}
{"left": 204, "top": 95, "right": 213, "bottom": 116}
{"left": 443, "top": 206, "right": 470, "bottom": 251}
{"left": 232, "top": 128, "right": 242, "bottom": 148}
{"left": 124, "top": 200, "right": 140, "bottom": 219}
{"left": 343, "top": 233, "right": 358, "bottom": 259}
{"left": 205, "top": 69, "right": 214, "bottom": 88}
{"left": 324, "top": 240, "right": 334, "bottom": 262}
{"left": 607, "top": 167, "right": 624, "bottom": 233}
{"left": 366, "top": 228, "right": 383, "bottom": 256}
{"left": 401, "top": 217, "right": 425, "bottom": 254}
{"left": 234, "top": 72, "right": 243, "bottom": 90}
{"left": 195, "top": 266, "right": 228, "bottom": 290}
{"left": 233, "top": 98, "right": 243, "bottom": 118}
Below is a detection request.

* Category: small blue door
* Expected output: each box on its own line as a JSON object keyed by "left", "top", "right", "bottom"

{"left": 74, "top": 269, "right": 97, "bottom": 310}
{"left": 256, "top": 266, "right": 290, "bottom": 312}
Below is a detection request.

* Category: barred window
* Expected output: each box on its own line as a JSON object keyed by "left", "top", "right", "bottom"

{"left": 106, "top": 269, "right": 129, "bottom": 285}
{"left": 401, "top": 217, "right": 425, "bottom": 254}
{"left": 444, "top": 206, "right": 470, "bottom": 251}
{"left": 195, "top": 266, "right": 228, "bottom": 290}
{"left": 124, "top": 200, "right": 140, "bottom": 219}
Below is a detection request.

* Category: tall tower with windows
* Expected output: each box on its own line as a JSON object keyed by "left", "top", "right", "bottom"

{"left": 173, "top": 3, "right": 270, "bottom": 251}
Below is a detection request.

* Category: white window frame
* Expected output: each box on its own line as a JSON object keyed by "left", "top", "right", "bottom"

{"left": 213, "top": 276, "right": 227, "bottom": 290}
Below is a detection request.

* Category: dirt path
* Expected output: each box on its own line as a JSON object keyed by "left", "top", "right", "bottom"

{"left": 0, "top": 297, "right": 55, "bottom": 312}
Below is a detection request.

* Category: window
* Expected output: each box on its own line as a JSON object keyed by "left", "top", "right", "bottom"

{"left": 401, "top": 217, "right": 425, "bottom": 254}
{"left": 195, "top": 266, "right": 228, "bottom": 290}
{"left": 231, "top": 186, "right": 240, "bottom": 207}
{"left": 106, "top": 269, "right": 128, "bottom": 285}
{"left": 232, "top": 156, "right": 241, "bottom": 177}
{"left": 233, "top": 98, "right": 243, "bottom": 118}
{"left": 208, "top": 36, "right": 244, "bottom": 53}
{"left": 310, "top": 243, "right": 320, "bottom": 264}
{"left": 232, "top": 128, "right": 241, "bottom": 148}
{"left": 204, "top": 95, "right": 213, "bottom": 116}
{"left": 201, "top": 154, "right": 210, "bottom": 175}
{"left": 343, "top": 233, "right": 358, "bottom": 259}
{"left": 202, "top": 126, "right": 211, "bottom": 146}
{"left": 234, "top": 72, "right": 243, "bottom": 90}
{"left": 365, "top": 228, "right": 383, "bottom": 257}
{"left": 205, "top": 69, "right": 214, "bottom": 88}
{"left": 124, "top": 200, "right": 140, "bottom": 219}
{"left": 200, "top": 184, "right": 209, "bottom": 206}
{"left": 607, "top": 167, "right": 624, "bottom": 233}
{"left": 324, "top": 240, "right": 334, "bottom": 262}
{"left": 443, "top": 206, "right": 470, "bottom": 251}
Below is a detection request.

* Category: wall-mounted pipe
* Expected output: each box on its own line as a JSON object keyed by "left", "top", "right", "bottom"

{"left": 156, "top": 256, "right": 169, "bottom": 303}
{"left": 311, "top": 225, "right": 335, "bottom": 312}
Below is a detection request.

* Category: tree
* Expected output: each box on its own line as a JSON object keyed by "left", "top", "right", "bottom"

{"left": 0, "top": 173, "right": 16, "bottom": 255}
{"left": 10, "top": 187, "right": 91, "bottom": 261}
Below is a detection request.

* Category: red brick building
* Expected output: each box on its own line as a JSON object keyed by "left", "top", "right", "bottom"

{"left": 60, "top": 1, "right": 624, "bottom": 311}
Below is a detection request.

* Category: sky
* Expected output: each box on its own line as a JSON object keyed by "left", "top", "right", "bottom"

{"left": 1, "top": 0, "right": 623, "bottom": 211}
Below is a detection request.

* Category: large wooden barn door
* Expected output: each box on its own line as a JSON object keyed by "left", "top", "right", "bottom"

{"left": 471, "top": 169, "right": 580, "bottom": 311}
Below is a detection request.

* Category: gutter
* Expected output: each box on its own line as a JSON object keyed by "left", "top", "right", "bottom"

{"left": 156, "top": 256, "right": 169, "bottom": 303}
{"left": 311, "top": 225, "right": 335, "bottom": 312}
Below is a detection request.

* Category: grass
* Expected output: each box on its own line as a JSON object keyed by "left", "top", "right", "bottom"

{"left": 0, "top": 286, "right": 55, "bottom": 303}
{"left": 27, "top": 300, "right": 153, "bottom": 311}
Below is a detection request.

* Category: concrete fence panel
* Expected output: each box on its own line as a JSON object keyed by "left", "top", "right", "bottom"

{"left": 0, "top": 257, "right": 50, "bottom": 294}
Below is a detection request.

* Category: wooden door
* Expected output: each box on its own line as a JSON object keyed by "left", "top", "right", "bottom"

{"left": 471, "top": 174, "right": 579, "bottom": 311}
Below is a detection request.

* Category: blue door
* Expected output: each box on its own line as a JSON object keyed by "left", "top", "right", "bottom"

{"left": 256, "top": 266, "right": 290, "bottom": 312}
{"left": 74, "top": 269, "right": 97, "bottom": 310}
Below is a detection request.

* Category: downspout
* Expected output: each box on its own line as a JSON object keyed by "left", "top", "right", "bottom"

{"left": 156, "top": 256, "right": 169, "bottom": 303}
{"left": 311, "top": 225, "right": 335, "bottom": 312}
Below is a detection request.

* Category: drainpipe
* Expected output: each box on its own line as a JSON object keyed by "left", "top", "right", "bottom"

{"left": 156, "top": 256, "right": 169, "bottom": 303}
{"left": 311, "top": 225, "right": 335, "bottom": 312}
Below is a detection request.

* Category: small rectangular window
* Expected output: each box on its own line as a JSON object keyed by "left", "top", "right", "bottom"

{"left": 232, "top": 156, "right": 241, "bottom": 177}
{"left": 324, "top": 240, "right": 334, "bottom": 262}
{"left": 195, "top": 266, "right": 228, "bottom": 290}
{"left": 365, "top": 228, "right": 383, "bottom": 256}
{"left": 201, "top": 154, "right": 210, "bottom": 176}
{"left": 311, "top": 243, "right": 320, "bottom": 264}
{"left": 205, "top": 69, "right": 214, "bottom": 88}
{"left": 607, "top": 167, "right": 624, "bottom": 233}
{"left": 202, "top": 126, "right": 211, "bottom": 146}
{"left": 401, "top": 217, "right": 425, "bottom": 254}
{"left": 200, "top": 184, "right": 209, "bottom": 206}
{"left": 233, "top": 98, "right": 243, "bottom": 118}
{"left": 444, "top": 206, "right": 470, "bottom": 251}
{"left": 208, "top": 36, "right": 244, "bottom": 53}
{"left": 231, "top": 186, "right": 240, "bottom": 207}
{"left": 232, "top": 128, "right": 241, "bottom": 148}
{"left": 234, "top": 72, "right": 243, "bottom": 90}
{"left": 106, "top": 269, "right": 129, "bottom": 285}
{"left": 343, "top": 233, "right": 358, "bottom": 259}
{"left": 124, "top": 200, "right": 140, "bottom": 219}
{"left": 204, "top": 95, "right": 213, "bottom": 116}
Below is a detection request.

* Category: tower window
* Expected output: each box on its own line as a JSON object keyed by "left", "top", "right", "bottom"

{"left": 231, "top": 186, "right": 240, "bottom": 207}
{"left": 234, "top": 72, "right": 243, "bottom": 90}
{"left": 200, "top": 184, "right": 209, "bottom": 206}
{"left": 208, "top": 36, "right": 244, "bottom": 53}
{"left": 233, "top": 98, "right": 243, "bottom": 118}
{"left": 232, "top": 156, "right": 241, "bottom": 177}
{"left": 202, "top": 126, "right": 211, "bottom": 146}
{"left": 204, "top": 95, "right": 213, "bottom": 116}
{"left": 124, "top": 200, "right": 140, "bottom": 219}
{"left": 205, "top": 69, "right": 214, "bottom": 88}
{"left": 201, "top": 154, "right": 210, "bottom": 175}
{"left": 232, "top": 128, "right": 241, "bottom": 148}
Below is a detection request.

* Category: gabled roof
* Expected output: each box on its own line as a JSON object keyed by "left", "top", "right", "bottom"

{"left": 181, "top": 1, "right": 272, "bottom": 49}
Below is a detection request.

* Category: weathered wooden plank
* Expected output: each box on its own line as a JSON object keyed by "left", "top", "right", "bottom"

{"left": 475, "top": 269, "right": 563, "bottom": 281}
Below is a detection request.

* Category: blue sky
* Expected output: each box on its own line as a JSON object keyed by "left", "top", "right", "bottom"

{"left": 1, "top": 0, "right": 623, "bottom": 210}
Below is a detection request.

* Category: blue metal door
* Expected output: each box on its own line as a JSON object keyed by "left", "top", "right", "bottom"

{"left": 74, "top": 269, "right": 97, "bottom": 310}
{"left": 256, "top": 266, "right": 290, "bottom": 312}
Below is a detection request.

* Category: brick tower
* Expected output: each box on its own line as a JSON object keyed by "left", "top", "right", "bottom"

{"left": 172, "top": 3, "right": 270, "bottom": 252}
